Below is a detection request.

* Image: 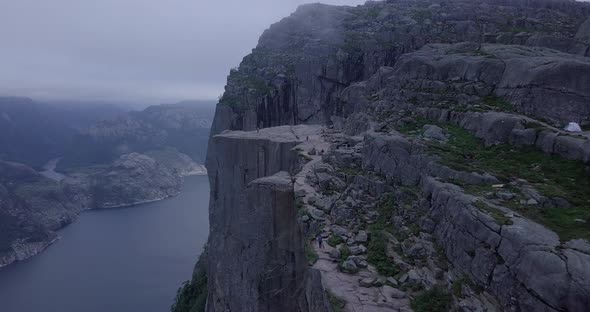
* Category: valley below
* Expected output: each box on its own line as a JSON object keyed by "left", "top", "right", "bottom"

{"left": 0, "top": 175, "right": 210, "bottom": 312}
{"left": 0, "top": 98, "right": 213, "bottom": 268}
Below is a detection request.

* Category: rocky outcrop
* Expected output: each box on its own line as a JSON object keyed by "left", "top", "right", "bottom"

{"left": 145, "top": 149, "right": 207, "bottom": 176}
{"left": 199, "top": 1, "right": 590, "bottom": 311}
{"left": 211, "top": 0, "right": 590, "bottom": 139}
{"left": 90, "top": 153, "right": 183, "bottom": 208}
{"left": 0, "top": 161, "right": 83, "bottom": 267}
{"left": 400, "top": 44, "right": 590, "bottom": 124}
{"left": 361, "top": 132, "right": 590, "bottom": 312}
{"left": 415, "top": 108, "right": 590, "bottom": 163}
{"left": 205, "top": 126, "right": 330, "bottom": 312}
{"left": 1, "top": 149, "right": 203, "bottom": 267}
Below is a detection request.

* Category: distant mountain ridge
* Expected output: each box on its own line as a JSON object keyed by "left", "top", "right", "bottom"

{"left": 0, "top": 98, "right": 214, "bottom": 267}
{"left": 59, "top": 100, "right": 214, "bottom": 170}
{"left": 0, "top": 97, "right": 126, "bottom": 168}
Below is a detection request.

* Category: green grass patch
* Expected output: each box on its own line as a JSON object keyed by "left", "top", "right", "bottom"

{"left": 366, "top": 194, "right": 399, "bottom": 276}
{"left": 328, "top": 235, "right": 345, "bottom": 248}
{"left": 411, "top": 287, "right": 452, "bottom": 312}
{"left": 424, "top": 122, "right": 590, "bottom": 240}
{"left": 171, "top": 256, "right": 208, "bottom": 312}
{"left": 305, "top": 240, "right": 319, "bottom": 265}
{"left": 341, "top": 166, "right": 363, "bottom": 177}
{"left": 482, "top": 95, "right": 514, "bottom": 112}
{"left": 474, "top": 200, "right": 514, "bottom": 225}
{"left": 451, "top": 276, "right": 482, "bottom": 299}
{"left": 327, "top": 291, "right": 346, "bottom": 312}
{"left": 368, "top": 229, "right": 399, "bottom": 276}
{"left": 397, "top": 117, "right": 431, "bottom": 135}
{"left": 340, "top": 245, "right": 351, "bottom": 263}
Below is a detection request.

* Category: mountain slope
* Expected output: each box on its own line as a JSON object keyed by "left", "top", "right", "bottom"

{"left": 0, "top": 97, "right": 125, "bottom": 168}
{"left": 59, "top": 101, "right": 213, "bottom": 170}
{"left": 178, "top": 1, "right": 590, "bottom": 311}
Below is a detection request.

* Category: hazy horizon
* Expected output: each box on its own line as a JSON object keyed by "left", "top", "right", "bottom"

{"left": 0, "top": 0, "right": 367, "bottom": 106}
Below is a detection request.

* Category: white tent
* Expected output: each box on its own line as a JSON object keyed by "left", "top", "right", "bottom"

{"left": 564, "top": 122, "right": 582, "bottom": 132}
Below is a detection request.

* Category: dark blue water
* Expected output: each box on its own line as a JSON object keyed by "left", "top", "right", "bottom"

{"left": 0, "top": 175, "right": 209, "bottom": 312}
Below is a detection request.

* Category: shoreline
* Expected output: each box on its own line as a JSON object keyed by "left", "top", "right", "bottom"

{"left": 1, "top": 174, "right": 208, "bottom": 268}
{"left": 0, "top": 236, "right": 60, "bottom": 269}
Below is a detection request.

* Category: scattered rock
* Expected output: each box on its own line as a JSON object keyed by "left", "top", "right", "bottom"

{"left": 308, "top": 207, "right": 326, "bottom": 220}
{"left": 359, "top": 277, "right": 376, "bottom": 287}
{"left": 496, "top": 191, "right": 515, "bottom": 201}
{"left": 386, "top": 277, "right": 399, "bottom": 287}
{"left": 331, "top": 225, "right": 348, "bottom": 238}
{"left": 341, "top": 259, "right": 359, "bottom": 274}
{"left": 423, "top": 124, "right": 449, "bottom": 141}
{"left": 328, "top": 248, "right": 341, "bottom": 259}
{"left": 389, "top": 287, "right": 406, "bottom": 299}
{"left": 346, "top": 256, "right": 368, "bottom": 269}
{"left": 355, "top": 230, "right": 369, "bottom": 243}
{"left": 349, "top": 245, "right": 368, "bottom": 255}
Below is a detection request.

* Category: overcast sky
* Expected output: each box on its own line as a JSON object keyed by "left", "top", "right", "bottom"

{"left": 0, "top": 0, "right": 367, "bottom": 105}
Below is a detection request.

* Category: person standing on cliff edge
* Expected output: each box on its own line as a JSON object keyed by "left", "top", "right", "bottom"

{"left": 316, "top": 233, "right": 324, "bottom": 249}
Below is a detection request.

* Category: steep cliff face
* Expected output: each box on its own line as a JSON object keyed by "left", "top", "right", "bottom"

{"left": 201, "top": 0, "right": 590, "bottom": 311}
{"left": 205, "top": 126, "right": 330, "bottom": 312}
{"left": 210, "top": 0, "right": 590, "bottom": 139}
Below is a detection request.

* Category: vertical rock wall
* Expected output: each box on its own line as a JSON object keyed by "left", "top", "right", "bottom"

{"left": 205, "top": 126, "right": 331, "bottom": 312}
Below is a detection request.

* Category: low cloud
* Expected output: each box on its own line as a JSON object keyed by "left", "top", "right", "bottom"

{"left": 0, "top": 0, "right": 367, "bottom": 105}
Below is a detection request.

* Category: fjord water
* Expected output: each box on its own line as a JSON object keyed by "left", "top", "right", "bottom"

{"left": 0, "top": 175, "right": 209, "bottom": 312}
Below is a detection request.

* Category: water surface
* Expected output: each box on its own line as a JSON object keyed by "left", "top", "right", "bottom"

{"left": 0, "top": 175, "right": 209, "bottom": 312}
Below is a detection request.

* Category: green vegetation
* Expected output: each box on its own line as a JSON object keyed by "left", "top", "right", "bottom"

{"left": 220, "top": 70, "right": 273, "bottom": 108}
{"left": 397, "top": 117, "right": 430, "bottom": 135}
{"left": 339, "top": 245, "right": 351, "bottom": 263}
{"left": 482, "top": 95, "right": 514, "bottom": 112}
{"left": 404, "top": 120, "right": 590, "bottom": 240}
{"left": 434, "top": 245, "right": 449, "bottom": 271}
{"left": 171, "top": 256, "right": 208, "bottom": 312}
{"left": 365, "top": 6, "right": 382, "bottom": 19}
{"left": 451, "top": 278, "right": 464, "bottom": 298}
{"left": 451, "top": 276, "right": 483, "bottom": 298}
{"left": 343, "top": 31, "right": 368, "bottom": 54}
{"left": 296, "top": 198, "right": 305, "bottom": 210}
{"left": 305, "top": 240, "right": 319, "bottom": 265}
{"left": 328, "top": 235, "right": 345, "bottom": 247}
{"left": 341, "top": 166, "right": 363, "bottom": 177}
{"left": 473, "top": 201, "right": 514, "bottom": 225}
{"left": 410, "top": 287, "right": 452, "bottom": 312}
{"left": 327, "top": 291, "right": 346, "bottom": 312}
{"left": 366, "top": 194, "right": 399, "bottom": 276}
